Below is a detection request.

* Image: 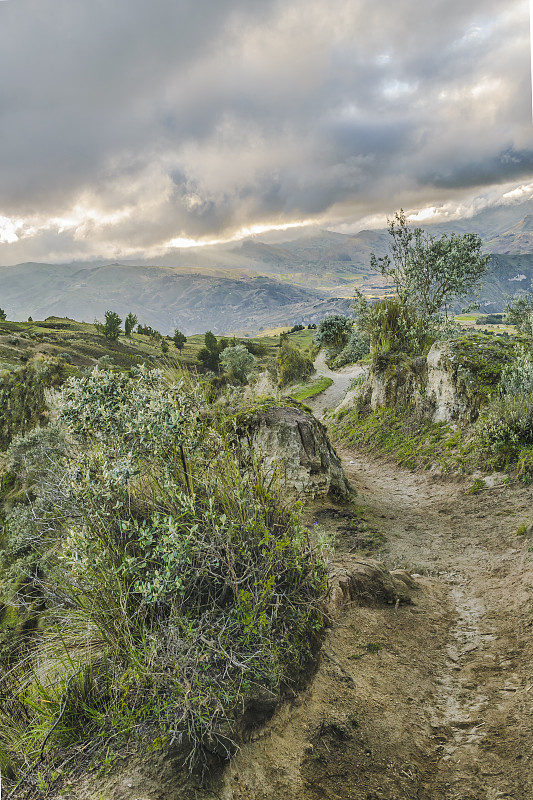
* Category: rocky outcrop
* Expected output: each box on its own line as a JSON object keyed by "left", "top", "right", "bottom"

{"left": 364, "top": 353, "right": 427, "bottom": 414}
{"left": 426, "top": 343, "right": 475, "bottom": 422}
{"left": 360, "top": 335, "right": 514, "bottom": 424}
{"left": 239, "top": 403, "right": 350, "bottom": 500}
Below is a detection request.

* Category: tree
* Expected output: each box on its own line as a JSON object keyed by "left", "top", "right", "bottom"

{"left": 204, "top": 330, "right": 218, "bottom": 353}
{"left": 277, "top": 333, "right": 315, "bottom": 387}
{"left": 314, "top": 315, "right": 353, "bottom": 352}
{"left": 370, "top": 210, "right": 490, "bottom": 322}
{"left": 100, "top": 311, "right": 122, "bottom": 341}
{"left": 197, "top": 330, "right": 227, "bottom": 372}
{"left": 505, "top": 293, "right": 533, "bottom": 338}
{"left": 0, "top": 308, "right": 6, "bottom": 321}
{"left": 220, "top": 344, "right": 256, "bottom": 383}
{"left": 124, "top": 312, "right": 138, "bottom": 338}
{"left": 173, "top": 329, "right": 187, "bottom": 352}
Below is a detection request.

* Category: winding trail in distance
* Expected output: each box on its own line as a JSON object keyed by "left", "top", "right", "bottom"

{"left": 304, "top": 351, "right": 364, "bottom": 417}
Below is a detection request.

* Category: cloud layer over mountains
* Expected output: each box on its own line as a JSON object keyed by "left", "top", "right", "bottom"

{"left": 0, "top": 0, "right": 531, "bottom": 262}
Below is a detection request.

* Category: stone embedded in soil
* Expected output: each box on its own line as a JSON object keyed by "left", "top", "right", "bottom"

{"left": 328, "top": 557, "right": 417, "bottom": 614}
{"left": 239, "top": 404, "right": 351, "bottom": 500}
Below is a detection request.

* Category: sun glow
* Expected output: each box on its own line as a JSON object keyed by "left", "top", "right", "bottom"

{"left": 408, "top": 206, "right": 441, "bottom": 223}
{"left": 49, "top": 205, "right": 132, "bottom": 236}
{"left": 166, "top": 219, "right": 314, "bottom": 249}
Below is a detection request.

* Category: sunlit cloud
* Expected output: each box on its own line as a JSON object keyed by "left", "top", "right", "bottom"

{"left": 0, "top": 215, "right": 23, "bottom": 244}
{"left": 408, "top": 207, "right": 441, "bottom": 223}
{"left": 167, "top": 219, "right": 314, "bottom": 249}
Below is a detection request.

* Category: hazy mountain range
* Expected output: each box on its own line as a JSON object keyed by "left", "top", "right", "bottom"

{"left": 3, "top": 199, "right": 533, "bottom": 334}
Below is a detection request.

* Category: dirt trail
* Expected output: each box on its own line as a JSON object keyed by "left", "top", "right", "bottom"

{"left": 213, "top": 371, "right": 533, "bottom": 799}
{"left": 206, "top": 453, "right": 533, "bottom": 800}
{"left": 336, "top": 451, "right": 533, "bottom": 799}
{"left": 56, "top": 375, "right": 533, "bottom": 800}
{"left": 304, "top": 351, "right": 364, "bottom": 415}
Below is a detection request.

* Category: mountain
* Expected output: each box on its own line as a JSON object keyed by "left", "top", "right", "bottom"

{"left": 0, "top": 262, "right": 353, "bottom": 334}
{"left": 473, "top": 253, "right": 533, "bottom": 311}
{"left": 4, "top": 200, "right": 533, "bottom": 332}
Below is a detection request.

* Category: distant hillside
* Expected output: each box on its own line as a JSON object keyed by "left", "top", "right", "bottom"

{"left": 4, "top": 202, "right": 533, "bottom": 332}
{"left": 0, "top": 262, "right": 352, "bottom": 335}
{"left": 474, "top": 253, "right": 533, "bottom": 311}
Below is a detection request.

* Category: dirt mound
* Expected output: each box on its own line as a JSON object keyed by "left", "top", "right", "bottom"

{"left": 328, "top": 556, "right": 417, "bottom": 612}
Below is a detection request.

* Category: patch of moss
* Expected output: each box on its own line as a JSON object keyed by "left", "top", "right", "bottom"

{"left": 446, "top": 334, "right": 518, "bottom": 406}
{"left": 233, "top": 396, "right": 313, "bottom": 427}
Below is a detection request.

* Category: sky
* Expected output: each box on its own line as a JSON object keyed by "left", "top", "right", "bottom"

{"left": 0, "top": 0, "right": 531, "bottom": 264}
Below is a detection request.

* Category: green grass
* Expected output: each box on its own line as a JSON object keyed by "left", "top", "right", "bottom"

{"left": 0, "top": 318, "right": 175, "bottom": 371}
{"left": 289, "top": 376, "right": 333, "bottom": 402}
{"left": 331, "top": 404, "right": 472, "bottom": 472}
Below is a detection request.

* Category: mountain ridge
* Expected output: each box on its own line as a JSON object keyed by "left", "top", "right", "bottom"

{"left": 3, "top": 200, "right": 533, "bottom": 332}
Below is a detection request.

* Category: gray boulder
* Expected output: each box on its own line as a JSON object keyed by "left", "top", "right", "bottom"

{"left": 239, "top": 403, "right": 350, "bottom": 500}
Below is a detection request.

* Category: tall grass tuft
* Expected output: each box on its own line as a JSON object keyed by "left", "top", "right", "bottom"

{"left": 0, "top": 366, "right": 328, "bottom": 792}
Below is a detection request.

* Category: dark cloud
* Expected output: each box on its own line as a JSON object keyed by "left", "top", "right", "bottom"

{"left": 423, "top": 148, "right": 533, "bottom": 190}
{"left": 0, "top": 0, "right": 530, "bottom": 260}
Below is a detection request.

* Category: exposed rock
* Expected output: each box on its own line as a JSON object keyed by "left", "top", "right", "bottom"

{"left": 239, "top": 403, "right": 350, "bottom": 500}
{"left": 426, "top": 342, "right": 473, "bottom": 422}
{"left": 327, "top": 557, "right": 417, "bottom": 614}
{"left": 364, "top": 353, "right": 427, "bottom": 414}
{"left": 361, "top": 335, "right": 515, "bottom": 424}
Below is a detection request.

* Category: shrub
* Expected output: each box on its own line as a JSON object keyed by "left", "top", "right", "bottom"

{"left": 332, "top": 327, "right": 370, "bottom": 368}
{"left": 359, "top": 297, "right": 433, "bottom": 356}
{"left": 0, "top": 367, "right": 327, "bottom": 785}
{"left": 474, "top": 393, "right": 533, "bottom": 464}
{"left": 242, "top": 339, "right": 267, "bottom": 356}
{"left": 220, "top": 345, "right": 256, "bottom": 383}
{"left": 505, "top": 293, "right": 533, "bottom": 338}
{"left": 499, "top": 345, "right": 533, "bottom": 396}
{"left": 98, "top": 354, "right": 114, "bottom": 367}
{"left": 0, "top": 357, "right": 66, "bottom": 449}
{"left": 314, "top": 315, "right": 353, "bottom": 352}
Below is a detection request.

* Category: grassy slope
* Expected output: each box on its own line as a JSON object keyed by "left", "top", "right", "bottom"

{"left": 0, "top": 318, "right": 314, "bottom": 373}
{"left": 330, "top": 331, "right": 532, "bottom": 479}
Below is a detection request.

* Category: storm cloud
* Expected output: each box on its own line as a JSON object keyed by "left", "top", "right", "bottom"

{"left": 0, "top": 0, "right": 531, "bottom": 261}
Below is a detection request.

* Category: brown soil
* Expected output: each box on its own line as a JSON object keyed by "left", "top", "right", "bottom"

{"left": 56, "top": 447, "right": 533, "bottom": 800}
{"left": 212, "top": 451, "right": 533, "bottom": 800}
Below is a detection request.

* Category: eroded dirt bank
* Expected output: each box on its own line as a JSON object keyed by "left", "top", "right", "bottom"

{"left": 209, "top": 451, "right": 533, "bottom": 800}
{"left": 72, "top": 448, "right": 533, "bottom": 800}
